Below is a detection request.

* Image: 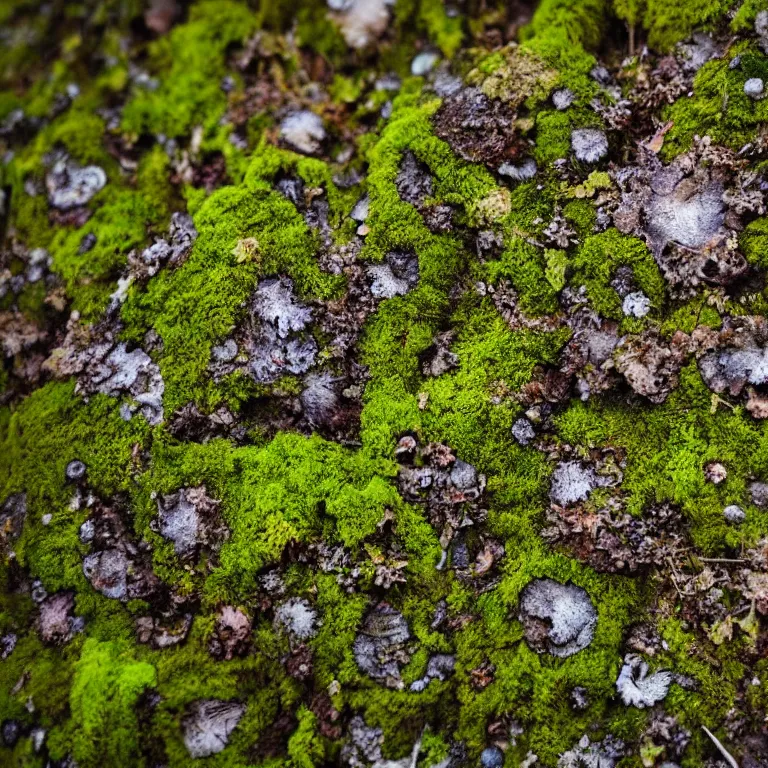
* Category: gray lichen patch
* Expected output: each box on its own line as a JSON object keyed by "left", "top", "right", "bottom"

{"left": 279, "top": 110, "right": 326, "bottom": 155}
{"left": 300, "top": 371, "right": 341, "bottom": 427}
{"left": 396, "top": 150, "right": 434, "bottom": 207}
{"left": 409, "top": 653, "right": 455, "bottom": 692}
{"left": 274, "top": 598, "right": 319, "bottom": 641}
{"left": 549, "top": 460, "right": 617, "bottom": 507}
{"left": 155, "top": 485, "right": 225, "bottom": 560}
{"left": 518, "top": 578, "right": 598, "bottom": 658}
{"left": 129, "top": 211, "right": 197, "bottom": 280}
{"left": 644, "top": 176, "right": 724, "bottom": 252}
{"left": 80, "top": 503, "right": 161, "bottom": 601}
{"left": 246, "top": 277, "right": 317, "bottom": 383}
{"left": 82, "top": 548, "right": 132, "bottom": 600}
{"left": 37, "top": 592, "right": 84, "bottom": 645}
{"left": 498, "top": 158, "right": 537, "bottom": 181}
{"left": 615, "top": 654, "right": 673, "bottom": 708}
{"left": 558, "top": 735, "right": 626, "bottom": 768}
{"left": 48, "top": 322, "right": 166, "bottom": 425}
{"left": 366, "top": 251, "right": 420, "bottom": 299}
{"left": 571, "top": 128, "right": 608, "bottom": 163}
{"left": 696, "top": 318, "right": 768, "bottom": 397}
{"left": 45, "top": 155, "right": 106, "bottom": 210}
{"left": 353, "top": 603, "right": 411, "bottom": 686}
{"left": 182, "top": 699, "right": 246, "bottom": 758}
{"left": 252, "top": 277, "right": 313, "bottom": 336}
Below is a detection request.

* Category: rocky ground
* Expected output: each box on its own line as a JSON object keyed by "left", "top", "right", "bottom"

{"left": 2, "top": 0, "right": 768, "bottom": 766}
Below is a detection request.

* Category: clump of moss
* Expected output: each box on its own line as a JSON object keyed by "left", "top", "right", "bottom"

{"left": 121, "top": 1, "right": 258, "bottom": 140}
{"left": 663, "top": 43, "right": 768, "bottom": 156}
{"left": 60, "top": 638, "right": 157, "bottom": 768}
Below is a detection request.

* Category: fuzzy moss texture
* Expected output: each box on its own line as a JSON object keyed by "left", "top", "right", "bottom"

{"left": 2, "top": 0, "right": 768, "bottom": 766}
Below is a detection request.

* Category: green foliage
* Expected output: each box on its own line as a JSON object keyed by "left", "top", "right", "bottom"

{"left": 121, "top": 157, "right": 343, "bottom": 412}
{"left": 203, "top": 432, "right": 437, "bottom": 601}
{"left": 740, "top": 214, "right": 768, "bottom": 269}
{"left": 287, "top": 707, "right": 324, "bottom": 768}
{"left": 4, "top": 1, "right": 768, "bottom": 765}
{"left": 732, "top": 0, "right": 768, "bottom": 31}
{"left": 487, "top": 236, "right": 560, "bottom": 315}
{"left": 555, "top": 363, "right": 768, "bottom": 553}
{"left": 612, "top": 0, "right": 645, "bottom": 26}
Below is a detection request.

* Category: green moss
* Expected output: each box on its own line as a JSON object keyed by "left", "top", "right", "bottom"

{"left": 523, "top": 0, "right": 609, "bottom": 51}
{"left": 0, "top": 630, "right": 75, "bottom": 735}
{"left": 287, "top": 707, "right": 325, "bottom": 768}
{"left": 150, "top": 620, "right": 281, "bottom": 767}
{"left": 663, "top": 44, "right": 768, "bottom": 156}
{"left": 740, "top": 214, "right": 768, "bottom": 270}
{"left": 570, "top": 229, "right": 666, "bottom": 320}
{"left": 121, "top": 157, "right": 343, "bottom": 412}
{"left": 121, "top": 1, "right": 258, "bottom": 139}
{"left": 48, "top": 187, "right": 160, "bottom": 318}
{"left": 732, "top": 0, "right": 767, "bottom": 32}
{"left": 0, "top": 382, "right": 148, "bottom": 595}
{"left": 555, "top": 363, "right": 768, "bottom": 553}
{"left": 487, "top": 237, "right": 561, "bottom": 315}
{"left": 59, "top": 639, "right": 156, "bottom": 768}
{"left": 4, "top": 1, "right": 768, "bottom": 763}
{"left": 200, "top": 432, "right": 437, "bottom": 602}
{"left": 416, "top": 0, "right": 464, "bottom": 58}
{"left": 643, "top": 0, "right": 734, "bottom": 52}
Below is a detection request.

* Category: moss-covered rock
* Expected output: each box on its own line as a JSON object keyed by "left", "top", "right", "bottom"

{"left": 2, "top": 0, "right": 768, "bottom": 766}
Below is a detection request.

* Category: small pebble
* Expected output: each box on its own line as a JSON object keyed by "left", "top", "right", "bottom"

{"left": 480, "top": 746, "right": 504, "bottom": 768}
{"left": 744, "top": 78, "right": 764, "bottom": 99}
{"left": 65, "top": 460, "right": 86, "bottom": 482}
{"left": 279, "top": 111, "right": 326, "bottom": 155}
{"left": 512, "top": 418, "right": 536, "bottom": 446}
{"left": 723, "top": 504, "right": 745, "bottom": 524}
{"left": 350, "top": 195, "right": 369, "bottom": 222}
